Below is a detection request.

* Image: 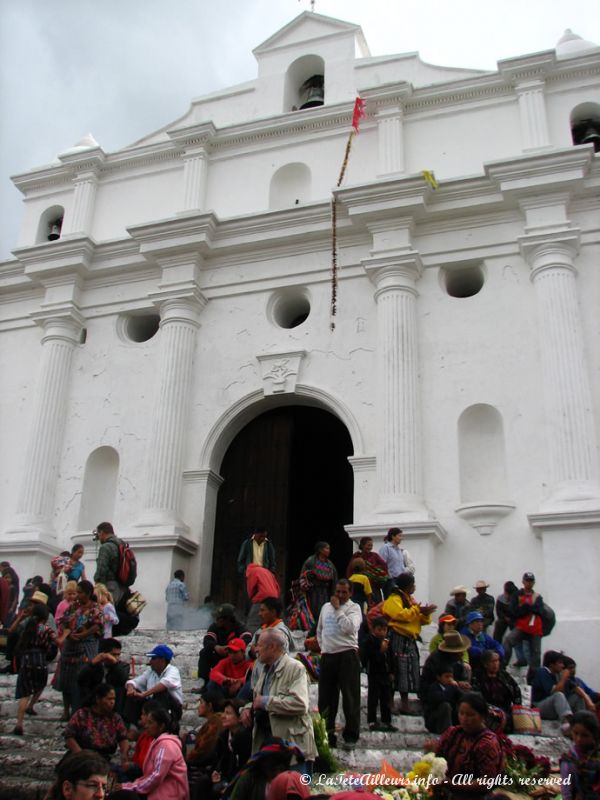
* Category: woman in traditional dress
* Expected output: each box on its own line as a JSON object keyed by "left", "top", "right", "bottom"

{"left": 345, "top": 536, "right": 389, "bottom": 602}
{"left": 11, "top": 602, "right": 57, "bottom": 734}
{"left": 56, "top": 580, "right": 103, "bottom": 720}
{"left": 432, "top": 692, "right": 505, "bottom": 800}
{"left": 64, "top": 682, "right": 129, "bottom": 766}
{"left": 300, "top": 542, "right": 338, "bottom": 623}
{"left": 383, "top": 572, "right": 436, "bottom": 714}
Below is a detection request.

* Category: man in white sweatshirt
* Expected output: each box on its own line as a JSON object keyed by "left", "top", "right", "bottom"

{"left": 316, "top": 578, "right": 363, "bottom": 751}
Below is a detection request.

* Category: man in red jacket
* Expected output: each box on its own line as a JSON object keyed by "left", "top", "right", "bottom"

{"left": 503, "top": 572, "right": 544, "bottom": 680}
{"left": 208, "top": 638, "right": 253, "bottom": 701}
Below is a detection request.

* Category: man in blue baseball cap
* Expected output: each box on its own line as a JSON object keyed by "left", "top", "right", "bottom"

{"left": 123, "top": 643, "right": 183, "bottom": 728}
{"left": 460, "top": 610, "right": 505, "bottom": 669}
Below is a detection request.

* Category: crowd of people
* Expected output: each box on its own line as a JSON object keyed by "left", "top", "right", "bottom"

{"left": 1, "top": 524, "right": 599, "bottom": 800}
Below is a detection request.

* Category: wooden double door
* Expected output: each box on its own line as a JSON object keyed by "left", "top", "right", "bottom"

{"left": 210, "top": 406, "right": 354, "bottom": 613}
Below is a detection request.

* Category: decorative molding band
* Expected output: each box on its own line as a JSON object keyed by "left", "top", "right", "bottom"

{"left": 182, "top": 469, "right": 224, "bottom": 489}
{"left": 257, "top": 351, "right": 306, "bottom": 395}
{"left": 348, "top": 456, "right": 376, "bottom": 473}
{"left": 528, "top": 509, "right": 600, "bottom": 538}
{"left": 345, "top": 520, "right": 447, "bottom": 545}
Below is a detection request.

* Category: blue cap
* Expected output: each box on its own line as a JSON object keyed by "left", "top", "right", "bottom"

{"left": 466, "top": 611, "right": 484, "bottom": 625}
{"left": 145, "top": 644, "right": 173, "bottom": 660}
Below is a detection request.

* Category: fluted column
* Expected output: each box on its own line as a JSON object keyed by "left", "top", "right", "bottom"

{"left": 137, "top": 294, "right": 206, "bottom": 531}
{"left": 364, "top": 244, "right": 426, "bottom": 516}
{"left": 8, "top": 311, "right": 84, "bottom": 535}
{"left": 182, "top": 148, "right": 208, "bottom": 212}
{"left": 522, "top": 232, "right": 600, "bottom": 509}
{"left": 62, "top": 170, "right": 99, "bottom": 236}
{"left": 376, "top": 105, "right": 404, "bottom": 176}
{"left": 516, "top": 79, "right": 550, "bottom": 151}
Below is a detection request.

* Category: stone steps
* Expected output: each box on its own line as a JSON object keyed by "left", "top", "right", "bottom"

{"left": 0, "top": 628, "right": 568, "bottom": 797}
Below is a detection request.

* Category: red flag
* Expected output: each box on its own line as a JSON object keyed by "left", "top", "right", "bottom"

{"left": 351, "top": 96, "right": 366, "bottom": 132}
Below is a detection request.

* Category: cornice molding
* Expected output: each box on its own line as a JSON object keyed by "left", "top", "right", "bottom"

{"left": 13, "top": 236, "right": 96, "bottom": 282}
{"left": 486, "top": 146, "right": 594, "bottom": 194}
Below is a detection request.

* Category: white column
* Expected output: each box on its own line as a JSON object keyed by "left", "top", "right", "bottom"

{"left": 376, "top": 105, "right": 404, "bottom": 176}
{"left": 365, "top": 253, "right": 426, "bottom": 516}
{"left": 137, "top": 294, "right": 205, "bottom": 531}
{"left": 8, "top": 312, "right": 84, "bottom": 535}
{"left": 515, "top": 80, "right": 550, "bottom": 151}
{"left": 182, "top": 147, "right": 208, "bottom": 212}
{"left": 61, "top": 169, "right": 99, "bottom": 236}
{"left": 523, "top": 235, "right": 600, "bottom": 509}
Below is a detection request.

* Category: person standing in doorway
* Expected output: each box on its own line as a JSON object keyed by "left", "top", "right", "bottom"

{"left": 237, "top": 527, "right": 276, "bottom": 575}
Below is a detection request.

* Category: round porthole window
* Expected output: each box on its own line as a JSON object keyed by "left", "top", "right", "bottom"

{"left": 442, "top": 263, "right": 485, "bottom": 298}
{"left": 269, "top": 289, "right": 311, "bottom": 329}
{"left": 118, "top": 313, "right": 160, "bottom": 343}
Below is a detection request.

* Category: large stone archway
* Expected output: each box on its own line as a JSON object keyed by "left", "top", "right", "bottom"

{"left": 210, "top": 405, "right": 354, "bottom": 611}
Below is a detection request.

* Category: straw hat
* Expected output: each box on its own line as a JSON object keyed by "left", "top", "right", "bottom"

{"left": 450, "top": 585, "right": 468, "bottom": 596}
{"left": 31, "top": 591, "right": 48, "bottom": 605}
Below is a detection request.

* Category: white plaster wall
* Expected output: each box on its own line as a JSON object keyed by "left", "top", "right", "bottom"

{"left": 405, "top": 99, "right": 522, "bottom": 178}
{"left": 0, "top": 325, "right": 40, "bottom": 531}
{"left": 91, "top": 167, "right": 182, "bottom": 241}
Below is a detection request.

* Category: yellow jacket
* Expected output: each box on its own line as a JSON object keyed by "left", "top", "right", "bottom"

{"left": 383, "top": 592, "right": 431, "bottom": 638}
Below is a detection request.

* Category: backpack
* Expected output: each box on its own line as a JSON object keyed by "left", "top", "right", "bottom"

{"left": 540, "top": 602, "right": 556, "bottom": 636}
{"left": 117, "top": 540, "right": 137, "bottom": 587}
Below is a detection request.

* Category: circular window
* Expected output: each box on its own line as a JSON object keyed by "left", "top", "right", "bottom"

{"left": 269, "top": 289, "right": 311, "bottom": 329}
{"left": 443, "top": 264, "right": 485, "bottom": 298}
{"left": 118, "top": 313, "right": 160, "bottom": 343}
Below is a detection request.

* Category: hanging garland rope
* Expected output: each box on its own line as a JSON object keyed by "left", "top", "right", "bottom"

{"left": 330, "top": 98, "right": 365, "bottom": 332}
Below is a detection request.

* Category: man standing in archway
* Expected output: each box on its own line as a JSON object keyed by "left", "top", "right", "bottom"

{"left": 236, "top": 526, "right": 276, "bottom": 575}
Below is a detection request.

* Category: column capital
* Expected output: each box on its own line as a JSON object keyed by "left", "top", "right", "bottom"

{"left": 518, "top": 227, "right": 581, "bottom": 274}
{"left": 149, "top": 291, "right": 207, "bottom": 326}
{"left": 30, "top": 305, "right": 86, "bottom": 344}
{"left": 362, "top": 253, "right": 423, "bottom": 297}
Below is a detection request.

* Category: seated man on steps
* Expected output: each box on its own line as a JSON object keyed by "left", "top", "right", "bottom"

{"left": 530, "top": 650, "right": 588, "bottom": 735}
{"left": 123, "top": 643, "right": 183, "bottom": 728}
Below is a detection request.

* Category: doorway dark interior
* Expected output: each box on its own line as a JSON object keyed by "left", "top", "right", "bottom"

{"left": 211, "top": 405, "right": 354, "bottom": 613}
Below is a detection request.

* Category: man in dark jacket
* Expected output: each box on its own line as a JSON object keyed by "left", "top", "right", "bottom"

{"left": 77, "top": 637, "right": 130, "bottom": 713}
{"left": 236, "top": 527, "right": 276, "bottom": 575}
{"left": 93, "top": 521, "right": 125, "bottom": 605}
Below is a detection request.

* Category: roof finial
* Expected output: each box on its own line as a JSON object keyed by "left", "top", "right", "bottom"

{"left": 298, "top": 0, "right": 315, "bottom": 11}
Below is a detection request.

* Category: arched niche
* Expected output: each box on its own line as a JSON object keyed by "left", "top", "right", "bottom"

{"left": 78, "top": 446, "right": 120, "bottom": 531}
{"left": 456, "top": 404, "right": 514, "bottom": 534}
{"left": 36, "top": 205, "right": 65, "bottom": 244}
{"left": 458, "top": 404, "right": 508, "bottom": 503}
{"left": 269, "top": 163, "right": 311, "bottom": 210}
{"left": 570, "top": 102, "right": 600, "bottom": 152}
{"left": 283, "top": 54, "right": 325, "bottom": 113}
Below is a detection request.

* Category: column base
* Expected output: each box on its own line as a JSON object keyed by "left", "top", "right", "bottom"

{"left": 0, "top": 526, "right": 60, "bottom": 582}
{"left": 375, "top": 495, "right": 431, "bottom": 520}
{"left": 119, "top": 529, "right": 199, "bottom": 629}
{"left": 539, "top": 480, "right": 600, "bottom": 513}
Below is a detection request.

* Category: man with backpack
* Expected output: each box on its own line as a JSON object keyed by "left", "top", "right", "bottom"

{"left": 94, "top": 522, "right": 127, "bottom": 605}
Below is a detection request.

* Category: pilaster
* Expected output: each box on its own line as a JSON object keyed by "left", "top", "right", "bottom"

{"left": 520, "top": 218, "right": 600, "bottom": 511}
{"left": 134, "top": 253, "right": 207, "bottom": 538}
{"left": 362, "top": 220, "right": 428, "bottom": 518}
{"left": 4, "top": 306, "right": 85, "bottom": 543}
{"left": 376, "top": 104, "right": 405, "bottom": 177}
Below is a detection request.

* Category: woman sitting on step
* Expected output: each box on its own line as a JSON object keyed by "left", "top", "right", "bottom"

{"left": 428, "top": 692, "right": 505, "bottom": 800}
{"left": 64, "top": 682, "right": 130, "bottom": 766}
{"left": 110, "top": 704, "right": 189, "bottom": 799}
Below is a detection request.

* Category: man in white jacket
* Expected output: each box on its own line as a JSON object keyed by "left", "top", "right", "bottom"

{"left": 242, "top": 628, "right": 317, "bottom": 772}
{"left": 316, "top": 579, "right": 363, "bottom": 751}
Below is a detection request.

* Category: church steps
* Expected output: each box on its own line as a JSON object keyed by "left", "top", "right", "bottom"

{"left": 0, "top": 629, "right": 569, "bottom": 798}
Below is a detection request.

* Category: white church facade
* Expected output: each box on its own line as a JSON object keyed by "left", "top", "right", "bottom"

{"left": 1, "top": 13, "right": 599, "bottom": 675}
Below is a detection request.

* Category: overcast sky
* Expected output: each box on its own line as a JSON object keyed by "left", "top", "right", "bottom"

{"left": 1, "top": 0, "right": 598, "bottom": 260}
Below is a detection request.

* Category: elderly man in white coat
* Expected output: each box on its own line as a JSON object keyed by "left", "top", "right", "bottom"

{"left": 241, "top": 628, "right": 317, "bottom": 775}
